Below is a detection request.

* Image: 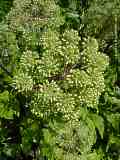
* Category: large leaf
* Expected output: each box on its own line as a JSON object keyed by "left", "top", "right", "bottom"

{"left": 0, "top": 103, "right": 15, "bottom": 119}
{"left": 106, "top": 113, "right": 120, "bottom": 131}
{"left": 0, "top": 90, "right": 9, "bottom": 102}
{"left": 90, "top": 114, "right": 104, "bottom": 139}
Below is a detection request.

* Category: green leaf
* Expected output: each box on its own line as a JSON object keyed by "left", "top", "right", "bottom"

{"left": 0, "top": 90, "right": 9, "bottom": 102}
{"left": 106, "top": 113, "right": 120, "bottom": 131}
{"left": 90, "top": 114, "right": 104, "bottom": 139}
{"left": 0, "top": 103, "right": 15, "bottom": 119}
{"left": 109, "top": 135, "right": 120, "bottom": 145}
{"left": 86, "top": 152, "right": 101, "bottom": 160}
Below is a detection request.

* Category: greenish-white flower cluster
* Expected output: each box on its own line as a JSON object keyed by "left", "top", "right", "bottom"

{"left": 7, "top": 0, "right": 109, "bottom": 159}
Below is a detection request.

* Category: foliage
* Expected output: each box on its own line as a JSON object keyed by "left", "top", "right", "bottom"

{"left": 0, "top": 0, "right": 119, "bottom": 160}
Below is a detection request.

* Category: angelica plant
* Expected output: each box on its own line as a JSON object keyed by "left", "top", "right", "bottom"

{"left": 0, "top": 0, "right": 110, "bottom": 159}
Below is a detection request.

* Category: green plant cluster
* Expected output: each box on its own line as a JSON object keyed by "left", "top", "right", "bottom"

{"left": 0, "top": 0, "right": 120, "bottom": 160}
